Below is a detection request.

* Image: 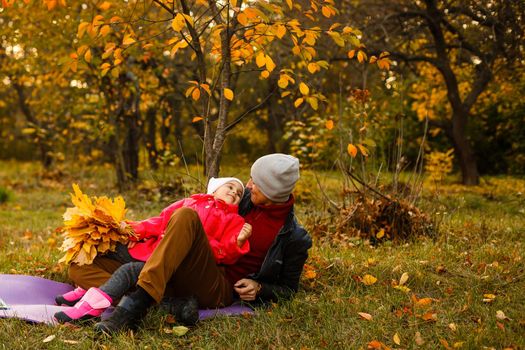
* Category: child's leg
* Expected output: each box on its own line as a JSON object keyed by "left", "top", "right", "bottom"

{"left": 99, "top": 261, "right": 145, "bottom": 300}
{"left": 54, "top": 262, "right": 145, "bottom": 323}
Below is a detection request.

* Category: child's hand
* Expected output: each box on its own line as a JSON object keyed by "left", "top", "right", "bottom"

{"left": 237, "top": 223, "right": 252, "bottom": 247}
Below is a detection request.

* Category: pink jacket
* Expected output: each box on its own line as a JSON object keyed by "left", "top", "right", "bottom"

{"left": 128, "top": 194, "right": 249, "bottom": 264}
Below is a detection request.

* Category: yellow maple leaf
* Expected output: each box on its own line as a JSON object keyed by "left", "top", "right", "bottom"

{"left": 362, "top": 274, "right": 377, "bottom": 286}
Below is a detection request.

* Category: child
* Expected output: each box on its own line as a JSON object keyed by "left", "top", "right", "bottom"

{"left": 54, "top": 177, "right": 251, "bottom": 324}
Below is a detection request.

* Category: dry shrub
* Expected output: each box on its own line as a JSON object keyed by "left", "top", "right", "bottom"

{"left": 318, "top": 193, "right": 435, "bottom": 246}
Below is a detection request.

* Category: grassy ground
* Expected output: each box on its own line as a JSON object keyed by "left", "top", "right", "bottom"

{"left": 0, "top": 160, "right": 523, "bottom": 349}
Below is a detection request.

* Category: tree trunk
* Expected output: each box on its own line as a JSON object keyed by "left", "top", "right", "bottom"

{"left": 123, "top": 113, "right": 140, "bottom": 181}
{"left": 145, "top": 107, "right": 159, "bottom": 170}
{"left": 449, "top": 112, "right": 480, "bottom": 185}
{"left": 13, "top": 82, "right": 53, "bottom": 169}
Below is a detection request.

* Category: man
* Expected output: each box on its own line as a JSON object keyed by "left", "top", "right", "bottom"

{"left": 67, "top": 153, "right": 312, "bottom": 333}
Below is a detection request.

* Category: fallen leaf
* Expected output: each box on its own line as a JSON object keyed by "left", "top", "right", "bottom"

{"left": 362, "top": 274, "right": 377, "bottom": 286}
{"left": 367, "top": 340, "right": 382, "bottom": 349}
{"left": 43, "top": 335, "right": 56, "bottom": 343}
{"left": 304, "top": 269, "right": 317, "bottom": 279}
{"left": 436, "top": 265, "right": 447, "bottom": 273}
{"left": 497, "top": 321, "right": 505, "bottom": 330}
{"left": 448, "top": 323, "right": 457, "bottom": 331}
{"left": 399, "top": 272, "right": 409, "bottom": 286}
{"left": 415, "top": 298, "right": 433, "bottom": 307}
{"left": 393, "top": 332, "right": 401, "bottom": 345}
{"left": 414, "top": 331, "right": 424, "bottom": 345}
{"left": 394, "top": 285, "right": 411, "bottom": 293}
{"left": 62, "top": 340, "right": 80, "bottom": 344}
{"left": 165, "top": 314, "right": 177, "bottom": 324}
{"left": 358, "top": 312, "right": 373, "bottom": 321}
{"left": 483, "top": 294, "right": 496, "bottom": 303}
{"left": 496, "top": 310, "right": 510, "bottom": 321}
{"left": 421, "top": 312, "right": 437, "bottom": 322}
{"left": 172, "top": 326, "right": 189, "bottom": 337}
{"left": 439, "top": 338, "right": 452, "bottom": 350}
{"left": 453, "top": 342, "right": 464, "bottom": 348}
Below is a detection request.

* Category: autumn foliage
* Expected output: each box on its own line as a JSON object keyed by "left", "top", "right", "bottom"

{"left": 57, "top": 184, "right": 134, "bottom": 265}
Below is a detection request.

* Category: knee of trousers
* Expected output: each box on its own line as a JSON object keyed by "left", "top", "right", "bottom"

{"left": 168, "top": 207, "right": 200, "bottom": 226}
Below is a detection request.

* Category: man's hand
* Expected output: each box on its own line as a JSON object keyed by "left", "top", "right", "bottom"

{"left": 234, "top": 278, "right": 261, "bottom": 301}
{"left": 236, "top": 223, "right": 252, "bottom": 247}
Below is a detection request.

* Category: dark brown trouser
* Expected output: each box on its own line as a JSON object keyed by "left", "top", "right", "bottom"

{"left": 68, "top": 207, "right": 233, "bottom": 308}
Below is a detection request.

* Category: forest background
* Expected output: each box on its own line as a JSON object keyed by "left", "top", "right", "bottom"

{"left": 0, "top": 0, "right": 524, "bottom": 349}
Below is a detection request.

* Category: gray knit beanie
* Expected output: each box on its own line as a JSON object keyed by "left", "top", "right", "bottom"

{"left": 250, "top": 153, "right": 300, "bottom": 203}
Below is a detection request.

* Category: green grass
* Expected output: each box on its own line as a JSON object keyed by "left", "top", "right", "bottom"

{"left": 0, "top": 161, "right": 524, "bottom": 349}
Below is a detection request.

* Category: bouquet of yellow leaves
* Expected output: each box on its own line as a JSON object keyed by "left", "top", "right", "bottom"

{"left": 57, "top": 184, "right": 136, "bottom": 266}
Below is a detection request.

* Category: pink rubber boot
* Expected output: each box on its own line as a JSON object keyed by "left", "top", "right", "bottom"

{"left": 54, "top": 287, "right": 112, "bottom": 323}
{"left": 55, "top": 287, "right": 87, "bottom": 306}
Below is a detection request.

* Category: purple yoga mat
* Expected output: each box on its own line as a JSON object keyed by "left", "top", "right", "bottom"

{"left": 0, "top": 274, "right": 253, "bottom": 325}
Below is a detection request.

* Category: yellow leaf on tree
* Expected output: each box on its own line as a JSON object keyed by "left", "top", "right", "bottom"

{"left": 376, "top": 228, "right": 385, "bottom": 239}
{"left": 237, "top": 12, "right": 248, "bottom": 26}
{"left": 362, "top": 274, "right": 377, "bottom": 286}
{"left": 76, "top": 45, "right": 88, "bottom": 56}
{"left": 265, "top": 55, "right": 276, "bottom": 72}
{"left": 357, "top": 50, "right": 367, "bottom": 63}
{"left": 321, "top": 6, "right": 333, "bottom": 18}
{"left": 84, "top": 49, "right": 92, "bottom": 63}
{"left": 172, "top": 13, "right": 186, "bottom": 32}
{"left": 307, "top": 96, "right": 318, "bottom": 110}
{"left": 260, "top": 70, "right": 270, "bottom": 79}
{"left": 192, "top": 116, "right": 204, "bottom": 123}
{"left": 224, "top": 88, "right": 234, "bottom": 101}
{"left": 99, "top": 25, "right": 112, "bottom": 37}
{"left": 326, "top": 120, "right": 334, "bottom": 130}
{"left": 357, "top": 144, "right": 369, "bottom": 157}
{"left": 278, "top": 75, "right": 289, "bottom": 89}
{"left": 255, "top": 53, "right": 266, "bottom": 68}
{"left": 98, "top": 1, "right": 111, "bottom": 10}
{"left": 294, "top": 97, "right": 304, "bottom": 108}
{"left": 285, "top": 0, "right": 293, "bottom": 10}
{"left": 122, "top": 34, "right": 136, "bottom": 46}
{"left": 307, "top": 62, "right": 319, "bottom": 74}
{"left": 77, "top": 22, "right": 89, "bottom": 39}
{"left": 275, "top": 24, "right": 286, "bottom": 39}
{"left": 299, "top": 82, "right": 309, "bottom": 95}
{"left": 347, "top": 144, "right": 358, "bottom": 158}
{"left": 191, "top": 87, "right": 201, "bottom": 101}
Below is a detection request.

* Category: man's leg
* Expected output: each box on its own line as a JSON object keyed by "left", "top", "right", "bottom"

{"left": 138, "top": 207, "right": 233, "bottom": 307}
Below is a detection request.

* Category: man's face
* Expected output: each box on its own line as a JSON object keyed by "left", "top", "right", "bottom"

{"left": 246, "top": 178, "right": 273, "bottom": 206}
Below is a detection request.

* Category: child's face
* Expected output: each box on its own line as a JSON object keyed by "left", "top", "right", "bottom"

{"left": 213, "top": 182, "right": 243, "bottom": 205}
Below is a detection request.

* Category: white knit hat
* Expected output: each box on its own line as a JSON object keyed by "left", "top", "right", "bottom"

{"left": 207, "top": 177, "right": 245, "bottom": 196}
{"left": 250, "top": 153, "right": 300, "bottom": 202}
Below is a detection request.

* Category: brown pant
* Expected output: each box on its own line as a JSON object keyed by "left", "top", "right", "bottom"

{"left": 68, "top": 207, "right": 233, "bottom": 308}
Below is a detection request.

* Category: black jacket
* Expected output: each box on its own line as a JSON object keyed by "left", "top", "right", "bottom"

{"left": 238, "top": 190, "right": 312, "bottom": 302}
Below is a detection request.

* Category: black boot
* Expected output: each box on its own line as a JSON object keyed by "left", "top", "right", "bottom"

{"left": 161, "top": 296, "right": 199, "bottom": 326}
{"left": 94, "top": 295, "right": 150, "bottom": 334}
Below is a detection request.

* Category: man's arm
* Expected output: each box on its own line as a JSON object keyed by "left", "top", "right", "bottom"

{"left": 235, "top": 234, "right": 311, "bottom": 302}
